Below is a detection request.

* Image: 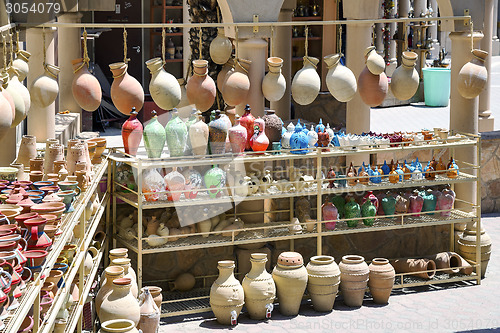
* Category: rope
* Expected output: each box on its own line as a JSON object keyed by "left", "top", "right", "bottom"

{"left": 304, "top": 26, "right": 309, "bottom": 57}
{"left": 112, "top": 63, "right": 128, "bottom": 78}
{"left": 2, "top": 34, "right": 6, "bottom": 72}
{"left": 470, "top": 21, "right": 474, "bottom": 51}
{"left": 304, "top": 55, "right": 317, "bottom": 69}
{"left": 42, "top": 27, "right": 46, "bottom": 66}
{"left": 270, "top": 25, "right": 274, "bottom": 57}
{"left": 235, "top": 26, "right": 239, "bottom": 61}
{"left": 338, "top": 24, "right": 342, "bottom": 55}
{"left": 198, "top": 27, "right": 202, "bottom": 60}
{"left": 15, "top": 30, "right": 19, "bottom": 54}
{"left": 403, "top": 21, "right": 407, "bottom": 51}
{"left": 45, "top": 65, "right": 58, "bottom": 79}
{"left": 161, "top": 27, "right": 166, "bottom": 63}
{"left": 8, "top": 32, "right": 13, "bottom": 67}
{"left": 123, "top": 28, "right": 130, "bottom": 64}
{"left": 235, "top": 59, "right": 249, "bottom": 74}
{"left": 73, "top": 28, "right": 90, "bottom": 73}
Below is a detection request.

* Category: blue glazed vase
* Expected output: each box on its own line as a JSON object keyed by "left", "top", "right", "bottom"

{"left": 290, "top": 120, "right": 309, "bottom": 154}
{"left": 315, "top": 118, "right": 325, "bottom": 133}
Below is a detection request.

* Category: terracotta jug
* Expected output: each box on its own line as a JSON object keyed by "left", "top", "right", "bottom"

{"left": 324, "top": 53, "right": 357, "bottom": 102}
{"left": 109, "top": 62, "right": 144, "bottom": 115}
{"left": 189, "top": 110, "right": 209, "bottom": 156}
{"left": 458, "top": 223, "right": 492, "bottom": 278}
{"left": 209, "top": 28, "right": 233, "bottom": 65}
{"left": 12, "top": 50, "right": 31, "bottom": 81}
{"left": 391, "top": 258, "right": 436, "bottom": 279}
{"left": 165, "top": 109, "right": 187, "bottom": 157}
{"left": 98, "top": 277, "right": 140, "bottom": 325}
{"left": 239, "top": 104, "right": 255, "bottom": 150}
{"left": 110, "top": 258, "right": 138, "bottom": 298}
{"left": 228, "top": 115, "right": 247, "bottom": 155}
{"left": 16, "top": 135, "right": 37, "bottom": 168}
{"left": 262, "top": 109, "right": 282, "bottom": 148}
{"left": 208, "top": 110, "right": 229, "bottom": 155}
{"left": 146, "top": 57, "right": 181, "bottom": 110}
{"left": 272, "top": 252, "right": 308, "bottom": 316}
{"left": 143, "top": 286, "right": 162, "bottom": 309}
{"left": 1, "top": 73, "right": 21, "bottom": 128}
{"left": 186, "top": 59, "right": 216, "bottom": 112}
{"left": 121, "top": 108, "right": 143, "bottom": 156}
{"left": 291, "top": 56, "right": 320, "bottom": 105}
{"left": 262, "top": 57, "right": 286, "bottom": 102}
{"left": 306, "top": 255, "right": 341, "bottom": 312}
{"left": 390, "top": 51, "right": 419, "bottom": 101}
{"left": 339, "top": 255, "right": 369, "bottom": 307}
{"left": 72, "top": 58, "right": 102, "bottom": 111}
{"left": 99, "top": 319, "right": 139, "bottom": 333}
{"left": 210, "top": 260, "right": 244, "bottom": 325}
{"left": 242, "top": 253, "right": 276, "bottom": 319}
{"left": 217, "top": 58, "right": 234, "bottom": 92}
{"left": 7, "top": 67, "right": 30, "bottom": 127}
{"left": 222, "top": 59, "right": 251, "bottom": 106}
{"left": 458, "top": 49, "right": 488, "bottom": 99}
{"left": 138, "top": 287, "right": 160, "bottom": 333}
{"left": 143, "top": 110, "right": 166, "bottom": 158}
{"left": 364, "top": 46, "right": 385, "bottom": 75}
{"left": 368, "top": 258, "right": 395, "bottom": 304}
{"left": 30, "top": 64, "right": 60, "bottom": 108}
{"left": 358, "top": 66, "right": 388, "bottom": 107}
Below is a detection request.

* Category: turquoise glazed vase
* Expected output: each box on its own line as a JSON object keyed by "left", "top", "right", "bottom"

{"left": 290, "top": 120, "right": 309, "bottom": 154}
{"left": 381, "top": 195, "right": 396, "bottom": 216}
{"left": 208, "top": 110, "right": 229, "bottom": 155}
{"left": 143, "top": 110, "right": 166, "bottom": 158}
{"left": 420, "top": 189, "right": 437, "bottom": 215}
{"left": 204, "top": 166, "right": 226, "bottom": 198}
{"left": 165, "top": 109, "right": 188, "bottom": 157}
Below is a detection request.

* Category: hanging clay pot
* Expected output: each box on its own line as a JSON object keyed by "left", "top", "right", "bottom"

{"left": 306, "top": 255, "right": 340, "bottom": 312}
{"left": 164, "top": 168, "right": 185, "bottom": 202}
{"left": 210, "top": 28, "right": 233, "bottom": 65}
{"left": 98, "top": 277, "right": 140, "bottom": 325}
{"left": 272, "top": 252, "right": 308, "bottom": 316}
{"left": 165, "top": 109, "right": 188, "bottom": 157}
{"left": 242, "top": 253, "right": 276, "bottom": 320}
{"left": 364, "top": 46, "right": 385, "bottom": 75}
{"left": 291, "top": 56, "right": 320, "bottom": 105}
{"left": 0, "top": 86, "right": 12, "bottom": 140}
{"left": 217, "top": 58, "right": 234, "bottom": 92}
{"left": 368, "top": 258, "right": 395, "bottom": 304}
{"left": 109, "top": 62, "right": 144, "bottom": 115}
{"left": 339, "top": 255, "right": 369, "bottom": 307}
{"left": 30, "top": 64, "right": 60, "bottom": 108}
{"left": 222, "top": 59, "right": 251, "bottom": 106}
{"left": 210, "top": 260, "right": 244, "bottom": 325}
{"left": 458, "top": 49, "right": 488, "bottom": 99}
{"left": 358, "top": 66, "right": 388, "bottom": 107}
{"left": 7, "top": 67, "right": 30, "bottom": 127}
{"left": 143, "top": 110, "right": 166, "bottom": 158}
{"left": 138, "top": 287, "right": 160, "bottom": 333}
{"left": 239, "top": 104, "right": 255, "bottom": 150}
{"left": 228, "top": 115, "right": 247, "bottom": 155}
{"left": 390, "top": 51, "right": 419, "bottom": 101}
{"left": 121, "top": 108, "right": 143, "bottom": 156}
{"left": 204, "top": 166, "right": 226, "bottom": 199}
{"left": 186, "top": 59, "right": 216, "bottom": 112}
{"left": 262, "top": 57, "right": 286, "bottom": 102}
{"left": 262, "top": 109, "right": 282, "bottom": 148}
{"left": 72, "top": 58, "right": 102, "bottom": 111}
{"left": 2, "top": 73, "right": 23, "bottom": 130}
{"left": 16, "top": 135, "right": 37, "bottom": 168}
{"left": 189, "top": 110, "right": 209, "bottom": 156}
{"left": 12, "top": 50, "right": 31, "bottom": 81}
{"left": 324, "top": 53, "right": 357, "bottom": 102}
{"left": 208, "top": 110, "right": 229, "bottom": 155}
{"left": 250, "top": 117, "right": 269, "bottom": 153}
{"left": 146, "top": 57, "right": 181, "bottom": 110}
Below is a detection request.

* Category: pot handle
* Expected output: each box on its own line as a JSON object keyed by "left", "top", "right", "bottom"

{"left": 30, "top": 226, "right": 39, "bottom": 241}
{"left": 18, "top": 238, "right": 27, "bottom": 251}
{"left": 74, "top": 186, "right": 81, "bottom": 196}
{"left": 0, "top": 268, "right": 12, "bottom": 289}
{"left": 88, "top": 246, "right": 98, "bottom": 259}
{"left": 21, "top": 267, "right": 31, "bottom": 282}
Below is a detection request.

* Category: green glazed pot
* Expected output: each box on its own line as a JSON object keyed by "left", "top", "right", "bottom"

{"left": 165, "top": 109, "right": 188, "bottom": 157}
{"left": 143, "top": 111, "right": 166, "bottom": 158}
{"left": 361, "top": 200, "right": 377, "bottom": 226}
{"left": 204, "top": 166, "right": 226, "bottom": 199}
{"left": 345, "top": 198, "right": 361, "bottom": 228}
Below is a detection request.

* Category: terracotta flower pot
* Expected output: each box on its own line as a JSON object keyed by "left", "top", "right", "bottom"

{"left": 339, "top": 255, "right": 369, "bottom": 307}
{"left": 291, "top": 56, "right": 320, "bottom": 105}
{"left": 30, "top": 64, "right": 60, "bottom": 108}
{"left": 72, "top": 58, "right": 102, "bottom": 111}
{"left": 109, "top": 62, "right": 144, "bottom": 115}
{"left": 186, "top": 60, "right": 216, "bottom": 112}
{"left": 368, "top": 258, "right": 395, "bottom": 304}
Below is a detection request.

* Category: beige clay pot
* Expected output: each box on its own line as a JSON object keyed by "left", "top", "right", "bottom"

{"left": 2, "top": 73, "right": 25, "bottom": 129}
{"left": 99, "top": 277, "right": 140, "bottom": 326}
{"left": 95, "top": 266, "right": 125, "bottom": 313}
{"left": 222, "top": 59, "right": 251, "bottom": 106}
{"left": 291, "top": 56, "right": 320, "bottom": 106}
{"left": 210, "top": 260, "right": 244, "bottom": 325}
{"left": 7, "top": 67, "right": 30, "bottom": 127}
{"left": 262, "top": 57, "right": 286, "bottom": 102}
{"left": 458, "top": 49, "right": 488, "bottom": 99}
{"left": 30, "top": 64, "right": 60, "bottom": 108}
{"left": 458, "top": 223, "right": 492, "bottom": 278}
{"left": 306, "top": 255, "right": 340, "bottom": 312}
{"left": 146, "top": 57, "right": 181, "bottom": 110}
{"left": 390, "top": 258, "right": 436, "bottom": 279}
{"left": 15, "top": 135, "right": 37, "bottom": 168}
{"left": 242, "top": 253, "right": 276, "bottom": 319}
{"left": 390, "top": 51, "right": 419, "bottom": 101}
{"left": 324, "top": 54, "right": 357, "bottom": 102}
{"left": 210, "top": 28, "right": 233, "bottom": 65}
{"left": 368, "top": 258, "right": 395, "bottom": 304}
{"left": 339, "top": 255, "right": 369, "bottom": 307}
{"left": 188, "top": 110, "right": 209, "bottom": 156}
{"left": 0, "top": 85, "right": 12, "bottom": 140}
{"left": 364, "top": 46, "right": 385, "bottom": 75}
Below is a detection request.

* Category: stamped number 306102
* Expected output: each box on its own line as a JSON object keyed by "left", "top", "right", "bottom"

{"left": 6, "top": 1, "right": 61, "bottom": 14}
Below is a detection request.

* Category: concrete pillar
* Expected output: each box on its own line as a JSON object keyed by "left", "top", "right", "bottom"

{"left": 429, "top": 0, "right": 440, "bottom": 58}
{"left": 413, "top": 0, "right": 427, "bottom": 49}
{"left": 0, "top": 39, "right": 16, "bottom": 166}
{"left": 57, "top": 13, "right": 82, "bottom": 123}
{"left": 27, "top": 27, "right": 56, "bottom": 142}
{"left": 479, "top": 0, "right": 496, "bottom": 132}
{"left": 271, "top": 0, "right": 296, "bottom": 121}
{"left": 235, "top": 38, "right": 267, "bottom": 117}
{"left": 387, "top": 0, "right": 398, "bottom": 75}
{"left": 449, "top": 31, "right": 483, "bottom": 217}
{"left": 397, "top": 0, "right": 411, "bottom": 64}
{"left": 494, "top": 0, "right": 500, "bottom": 55}
{"left": 346, "top": 23, "right": 372, "bottom": 166}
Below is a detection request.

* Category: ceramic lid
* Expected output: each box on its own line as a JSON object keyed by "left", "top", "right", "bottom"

{"left": 113, "top": 277, "right": 131, "bottom": 286}
{"left": 277, "top": 251, "right": 303, "bottom": 267}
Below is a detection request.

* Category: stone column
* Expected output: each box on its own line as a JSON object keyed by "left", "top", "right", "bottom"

{"left": 57, "top": 13, "right": 82, "bottom": 128}
{"left": 235, "top": 38, "right": 267, "bottom": 117}
{"left": 387, "top": 0, "right": 398, "bottom": 75}
{"left": 397, "top": 0, "right": 411, "bottom": 63}
{"left": 479, "top": 0, "right": 496, "bottom": 132}
{"left": 270, "top": 0, "right": 296, "bottom": 120}
{"left": 429, "top": 0, "right": 440, "bottom": 58}
{"left": 449, "top": 31, "right": 483, "bottom": 222}
{"left": 494, "top": 0, "right": 500, "bottom": 55}
{"left": 27, "top": 27, "right": 56, "bottom": 142}
{"left": 412, "top": 0, "right": 427, "bottom": 49}
{"left": 0, "top": 38, "right": 16, "bottom": 166}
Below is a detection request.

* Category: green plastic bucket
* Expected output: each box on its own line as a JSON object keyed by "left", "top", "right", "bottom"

{"left": 422, "top": 67, "right": 451, "bottom": 107}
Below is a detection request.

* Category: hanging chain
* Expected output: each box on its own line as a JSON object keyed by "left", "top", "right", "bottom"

{"left": 198, "top": 27, "right": 203, "bottom": 60}
{"left": 161, "top": 27, "right": 166, "bottom": 63}
{"left": 304, "top": 25, "right": 309, "bottom": 58}
{"left": 123, "top": 28, "right": 130, "bottom": 64}
{"left": 73, "top": 28, "right": 90, "bottom": 73}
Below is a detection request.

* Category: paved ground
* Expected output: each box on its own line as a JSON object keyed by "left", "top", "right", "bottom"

{"left": 159, "top": 214, "right": 500, "bottom": 333}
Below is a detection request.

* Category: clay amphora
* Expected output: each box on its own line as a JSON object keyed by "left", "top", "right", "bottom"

{"left": 146, "top": 57, "right": 181, "bottom": 110}
{"left": 208, "top": 110, "right": 229, "bottom": 155}
{"left": 186, "top": 59, "right": 216, "bottom": 112}
{"left": 272, "top": 252, "right": 308, "bottom": 316}
{"left": 98, "top": 277, "right": 140, "bottom": 325}
{"left": 109, "top": 62, "right": 144, "bottom": 115}
{"left": 458, "top": 223, "right": 492, "bottom": 278}
{"left": 242, "top": 253, "right": 276, "bottom": 319}
{"left": 143, "top": 110, "right": 166, "bottom": 158}
{"left": 138, "top": 287, "right": 160, "bottom": 333}
{"left": 110, "top": 258, "right": 138, "bottom": 298}
{"left": 7, "top": 67, "right": 30, "bottom": 127}
{"left": 324, "top": 53, "right": 357, "bottom": 102}
{"left": 72, "top": 58, "right": 102, "bottom": 111}
{"left": 165, "top": 109, "right": 187, "bottom": 157}
{"left": 364, "top": 46, "right": 385, "bottom": 75}
{"left": 368, "top": 258, "right": 395, "bottom": 304}
{"left": 210, "top": 260, "right": 244, "bottom": 325}
{"left": 306, "top": 255, "right": 340, "bottom": 312}
{"left": 391, "top": 258, "right": 436, "bottom": 279}
{"left": 30, "top": 64, "right": 60, "bottom": 108}
{"left": 239, "top": 104, "right": 255, "bottom": 150}
{"left": 210, "top": 28, "right": 233, "bottom": 65}
{"left": 339, "top": 255, "right": 369, "bottom": 307}
{"left": 358, "top": 66, "right": 388, "bottom": 107}
{"left": 262, "top": 57, "right": 286, "bottom": 102}
{"left": 121, "top": 108, "right": 143, "bottom": 156}
{"left": 228, "top": 115, "right": 247, "bottom": 155}
{"left": 390, "top": 51, "right": 419, "bottom": 101}
{"left": 458, "top": 49, "right": 488, "bottom": 99}
{"left": 291, "top": 56, "right": 320, "bottom": 105}
{"left": 12, "top": 50, "right": 31, "bottom": 81}
{"left": 250, "top": 117, "right": 269, "bottom": 152}
{"left": 262, "top": 109, "right": 282, "bottom": 148}
{"left": 222, "top": 59, "right": 251, "bottom": 106}
{"left": 188, "top": 111, "right": 209, "bottom": 156}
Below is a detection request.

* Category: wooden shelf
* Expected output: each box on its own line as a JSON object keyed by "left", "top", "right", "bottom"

{"left": 292, "top": 36, "right": 322, "bottom": 41}
{"left": 152, "top": 5, "right": 183, "bottom": 9}
{"left": 164, "top": 58, "right": 183, "bottom": 63}
{"left": 292, "top": 16, "right": 323, "bottom": 21}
